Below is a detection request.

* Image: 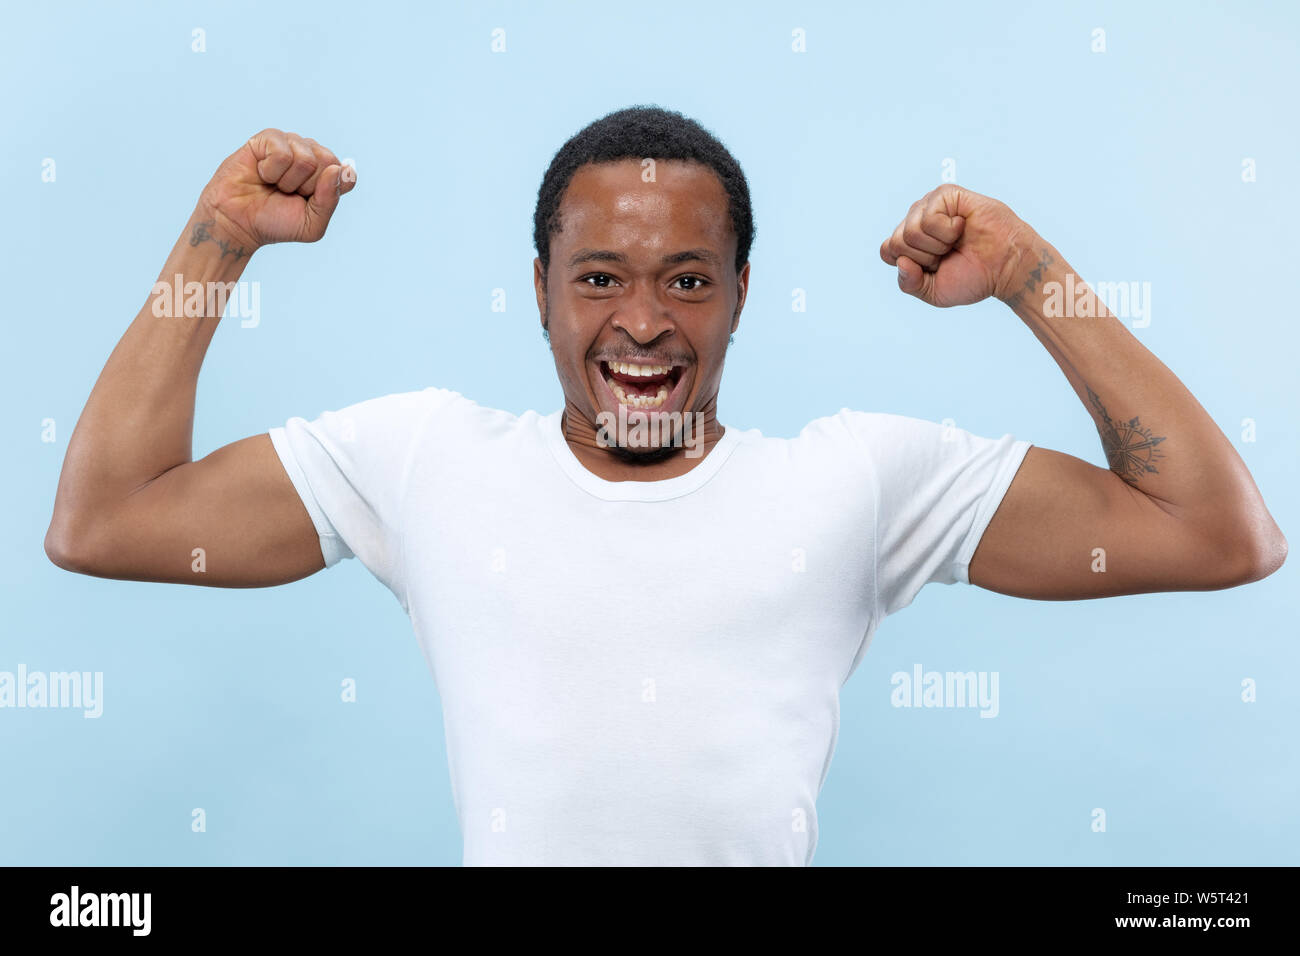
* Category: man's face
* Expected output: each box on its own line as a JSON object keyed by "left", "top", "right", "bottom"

{"left": 534, "top": 158, "right": 748, "bottom": 459}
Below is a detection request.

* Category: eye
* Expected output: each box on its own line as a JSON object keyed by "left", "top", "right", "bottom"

{"left": 674, "top": 275, "right": 709, "bottom": 291}
{"left": 580, "top": 273, "right": 617, "bottom": 289}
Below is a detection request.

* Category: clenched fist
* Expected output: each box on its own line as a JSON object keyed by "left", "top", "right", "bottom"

{"left": 879, "top": 184, "right": 1032, "bottom": 308}
{"left": 195, "top": 129, "right": 357, "bottom": 253}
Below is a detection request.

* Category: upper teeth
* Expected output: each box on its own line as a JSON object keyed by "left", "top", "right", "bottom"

{"left": 609, "top": 362, "right": 672, "bottom": 377}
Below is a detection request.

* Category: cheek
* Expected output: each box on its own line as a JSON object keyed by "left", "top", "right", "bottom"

{"left": 697, "top": 350, "right": 730, "bottom": 389}
{"left": 552, "top": 345, "right": 595, "bottom": 396}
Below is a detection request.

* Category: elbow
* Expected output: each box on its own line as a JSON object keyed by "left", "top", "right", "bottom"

{"left": 1218, "top": 526, "right": 1287, "bottom": 587}
{"left": 1246, "top": 529, "right": 1287, "bottom": 582}
{"left": 44, "top": 513, "right": 102, "bottom": 574}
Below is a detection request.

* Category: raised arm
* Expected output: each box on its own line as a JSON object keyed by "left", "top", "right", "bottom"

{"left": 44, "top": 129, "right": 357, "bottom": 587}
{"left": 879, "top": 184, "right": 1285, "bottom": 599}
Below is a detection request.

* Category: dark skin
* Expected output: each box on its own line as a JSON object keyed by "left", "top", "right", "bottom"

{"left": 534, "top": 163, "right": 1285, "bottom": 596}
{"left": 46, "top": 130, "right": 1285, "bottom": 600}
{"left": 533, "top": 159, "right": 749, "bottom": 482}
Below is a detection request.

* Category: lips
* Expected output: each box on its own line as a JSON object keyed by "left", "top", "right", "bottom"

{"left": 597, "top": 360, "right": 685, "bottom": 411}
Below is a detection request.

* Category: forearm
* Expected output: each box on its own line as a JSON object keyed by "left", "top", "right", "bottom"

{"left": 51, "top": 207, "right": 255, "bottom": 524}
{"left": 1001, "top": 233, "right": 1281, "bottom": 552}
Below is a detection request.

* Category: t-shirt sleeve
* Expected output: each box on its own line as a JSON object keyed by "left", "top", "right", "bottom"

{"left": 266, "top": 386, "right": 462, "bottom": 607}
{"left": 840, "top": 409, "right": 1032, "bottom": 618}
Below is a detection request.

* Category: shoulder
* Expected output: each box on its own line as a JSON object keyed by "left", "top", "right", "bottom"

{"left": 771, "top": 408, "right": 1021, "bottom": 491}
{"left": 727, "top": 409, "right": 903, "bottom": 484}
{"left": 778, "top": 408, "right": 944, "bottom": 457}
{"left": 351, "top": 387, "right": 552, "bottom": 452}
{"left": 325, "top": 386, "right": 486, "bottom": 430}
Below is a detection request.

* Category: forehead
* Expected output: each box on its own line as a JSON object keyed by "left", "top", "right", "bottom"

{"left": 554, "top": 159, "right": 733, "bottom": 256}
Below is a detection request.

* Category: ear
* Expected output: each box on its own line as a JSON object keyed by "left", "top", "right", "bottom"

{"left": 731, "top": 261, "right": 750, "bottom": 334}
{"left": 533, "top": 257, "right": 548, "bottom": 328}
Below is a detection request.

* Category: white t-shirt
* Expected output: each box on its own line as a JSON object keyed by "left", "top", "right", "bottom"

{"left": 268, "top": 388, "right": 1031, "bottom": 866}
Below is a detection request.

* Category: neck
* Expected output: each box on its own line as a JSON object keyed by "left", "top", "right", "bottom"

{"left": 561, "top": 400, "right": 727, "bottom": 482}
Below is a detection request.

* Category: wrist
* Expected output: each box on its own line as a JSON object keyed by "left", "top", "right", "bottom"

{"left": 994, "top": 225, "right": 1047, "bottom": 306}
{"left": 152, "top": 207, "right": 256, "bottom": 313}
{"left": 191, "top": 195, "right": 261, "bottom": 262}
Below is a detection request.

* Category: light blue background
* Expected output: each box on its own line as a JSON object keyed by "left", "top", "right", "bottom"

{"left": 2, "top": 0, "right": 1296, "bottom": 865}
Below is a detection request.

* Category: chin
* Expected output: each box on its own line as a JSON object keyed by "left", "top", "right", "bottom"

{"left": 603, "top": 441, "right": 682, "bottom": 465}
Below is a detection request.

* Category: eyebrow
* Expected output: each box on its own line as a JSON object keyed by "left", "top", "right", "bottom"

{"left": 566, "top": 248, "right": 721, "bottom": 268}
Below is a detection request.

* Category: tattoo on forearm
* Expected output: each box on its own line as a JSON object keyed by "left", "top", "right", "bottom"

{"left": 190, "top": 220, "right": 251, "bottom": 261}
{"left": 1086, "top": 385, "right": 1166, "bottom": 484}
{"left": 1006, "top": 248, "right": 1055, "bottom": 308}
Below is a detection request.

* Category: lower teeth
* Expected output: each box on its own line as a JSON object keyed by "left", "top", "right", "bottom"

{"left": 609, "top": 380, "right": 669, "bottom": 408}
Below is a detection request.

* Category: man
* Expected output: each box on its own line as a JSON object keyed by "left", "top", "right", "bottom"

{"left": 45, "top": 106, "right": 1285, "bottom": 866}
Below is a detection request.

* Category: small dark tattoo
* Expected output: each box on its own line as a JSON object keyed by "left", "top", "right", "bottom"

{"left": 1086, "top": 385, "right": 1166, "bottom": 484}
{"left": 1022, "top": 248, "right": 1055, "bottom": 294}
{"left": 1005, "top": 248, "right": 1055, "bottom": 309}
{"left": 190, "top": 220, "right": 251, "bottom": 261}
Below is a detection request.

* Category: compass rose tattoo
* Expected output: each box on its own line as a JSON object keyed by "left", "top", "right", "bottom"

{"left": 1086, "top": 385, "right": 1167, "bottom": 485}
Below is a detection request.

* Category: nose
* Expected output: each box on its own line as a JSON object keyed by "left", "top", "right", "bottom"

{"left": 610, "top": 281, "right": 675, "bottom": 345}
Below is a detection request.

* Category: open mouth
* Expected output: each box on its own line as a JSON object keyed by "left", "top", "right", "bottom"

{"left": 599, "top": 360, "right": 685, "bottom": 411}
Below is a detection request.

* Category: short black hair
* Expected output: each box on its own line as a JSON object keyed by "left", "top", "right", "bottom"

{"left": 533, "top": 105, "right": 755, "bottom": 278}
